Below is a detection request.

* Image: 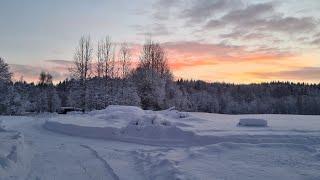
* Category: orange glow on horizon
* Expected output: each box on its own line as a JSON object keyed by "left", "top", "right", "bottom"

{"left": 10, "top": 47, "right": 320, "bottom": 84}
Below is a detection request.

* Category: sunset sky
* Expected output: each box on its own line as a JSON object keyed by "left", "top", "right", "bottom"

{"left": 0, "top": 0, "right": 319, "bottom": 83}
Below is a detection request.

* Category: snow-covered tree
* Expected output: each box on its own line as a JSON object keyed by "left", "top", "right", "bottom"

{"left": 70, "top": 36, "right": 93, "bottom": 110}
{"left": 0, "top": 57, "right": 12, "bottom": 83}
{"left": 47, "top": 88, "right": 61, "bottom": 112}
{"left": 4, "top": 86, "right": 27, "bottom": 115}
{"left": 132, "top": 39, "right": 173, "bottom": 110}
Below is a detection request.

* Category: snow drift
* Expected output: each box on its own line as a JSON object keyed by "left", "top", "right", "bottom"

{"left": 44, "top": 106, "right": 195, "bottom": 145}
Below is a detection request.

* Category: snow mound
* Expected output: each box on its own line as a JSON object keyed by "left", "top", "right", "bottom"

{"left": 120, "top": 114, "right": 194, "bottom": 142}
{"left": 238, "top": 118, "right": 268, "bottom": 127}
{"left": 44, "top": 106, "right": 195, "bottom": 145}
{"left": 159, "top": 107, "right": 189, "bottom": 119}
{"left": 89, "top": 105, "right": 148, "bottom": 125}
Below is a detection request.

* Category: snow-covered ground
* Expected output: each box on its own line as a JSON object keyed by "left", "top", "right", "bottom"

{"left": 1, "top": 106, "right": 320, "bottom": 179}
{"left": 0, "top": 128, "right": 30, "bottom": 180}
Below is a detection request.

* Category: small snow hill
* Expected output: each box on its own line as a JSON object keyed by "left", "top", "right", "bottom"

{"left": 44, "top": 106, "right": 197, "bottom": 146}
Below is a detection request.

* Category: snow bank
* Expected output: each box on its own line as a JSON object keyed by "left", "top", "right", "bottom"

{"left": 44, "top": 106, "right": 195, "bottom": 145}
{"left": 158, "top": 107, "right": 189, "bottom": 119}
{"left": 120, "top": 113, "right": 195, "bottom": 144}
{"left": 44, "top": 106, "right": 320, "bottom": 146}
{"left": 238, "top": 118, "right": 268, "bottom": 127}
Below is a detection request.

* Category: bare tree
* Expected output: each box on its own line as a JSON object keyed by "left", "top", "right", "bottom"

{"left": 71, "top": 36, "right": 93, "bottom": 80}
{"left": 0, "top": 57, "right": 12, "bottom": 83}
{"left": 109, "top": 44, "right": 118, "bottom": 102}
{"left": 110, "top": 43, "right": 117, "bottom": 79}
{"left": 96, "top": 41, "right": 104, "bottom": 78}
{"left": 38, "top": 71, "right": 52, "bottom": 86}
{"left": 139, "top": 38, "right": 169, "bottom": 77}
{"left": 119, "top": 42, "right": 131, "bottom": 79}
{"left": 96, "top": 36, "right": 113, "bottom": 78}
{"left": 118, "top": 42, "right": 132, "bottom": 100}
{"left": 70, "top": 36, "right": 93, "bottom": 110}
{"left": 39, "top": 71, "right": 46, "bottom": 85}
{"left": 97, "top": 36, "right": 114, "bottom": 105}
{"left": 102, "top": 36, "right": 112, "bottom": 79}
{"left": 46, "top": 73, "right": 53, "bottom": 84}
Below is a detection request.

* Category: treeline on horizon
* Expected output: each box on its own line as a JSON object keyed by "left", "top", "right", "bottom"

{"left": 0, "top": 36, "right": 320, "bottom": 115}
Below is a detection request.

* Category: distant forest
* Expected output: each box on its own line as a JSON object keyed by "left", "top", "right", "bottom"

{"left": 1, "top": 36, "right": 320, "bottom": 115}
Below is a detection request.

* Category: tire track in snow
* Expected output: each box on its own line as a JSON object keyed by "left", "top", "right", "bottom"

{"left": 80, "top": 144, "right": 120, "bottom": 180}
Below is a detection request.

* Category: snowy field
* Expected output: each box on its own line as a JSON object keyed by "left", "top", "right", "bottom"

{"left": 1, "top": 106, "right": 320, "bottom": 180}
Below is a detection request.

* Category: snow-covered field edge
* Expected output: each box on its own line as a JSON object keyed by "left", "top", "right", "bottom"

{"left": 43, "top": 106, "right": 320, "bottom": 146}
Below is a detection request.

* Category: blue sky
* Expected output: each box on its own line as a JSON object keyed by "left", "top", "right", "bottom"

{"left": 0, "top": 0, "right": 149, "bottom": 64}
